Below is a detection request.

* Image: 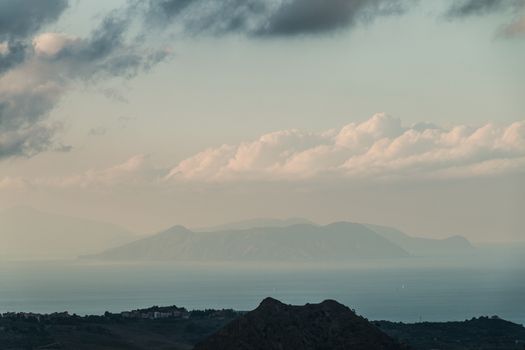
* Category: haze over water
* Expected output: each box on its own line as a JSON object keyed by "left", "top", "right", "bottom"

{"left": 2, "top": 249, "right": 524, "bottom": 324}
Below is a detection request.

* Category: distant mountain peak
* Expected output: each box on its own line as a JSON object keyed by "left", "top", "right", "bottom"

{"left": 258, "top": 297, "right": 285, "bottom": 309}
{"left": 318, "top": 299, "right": 345, "bottom": 308}
{"left": 324, "top": 221, "right": 359, "bottom": 228}
{"left": 163, "top": 225, "right": 192, "bottom": 233}
{"left": 194, "top": 217, "right": 316, "bottom": 232}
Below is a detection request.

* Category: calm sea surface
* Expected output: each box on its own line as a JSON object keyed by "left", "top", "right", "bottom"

{"left": 1, "top": 253, "right": 524, "bottom": 324}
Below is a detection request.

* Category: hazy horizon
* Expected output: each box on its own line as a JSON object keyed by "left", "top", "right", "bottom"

{"left": 2, "top": 204, "right": 524, "bottom": 246}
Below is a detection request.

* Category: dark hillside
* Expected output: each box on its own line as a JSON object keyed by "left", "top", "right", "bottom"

{"left": 194, "top": 298, "right": 406, "bottom": 350}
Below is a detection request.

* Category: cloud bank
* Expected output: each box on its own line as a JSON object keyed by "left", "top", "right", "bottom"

{"left": 166, "top": 114, "right": 525, "bottom": 182}
{"left": 140, "top": 0, "right": 525, "bottom": 38}
{"left": 445, "top": 0, "right": 525, "bottom": 39}
{"left": 1, "top": 114, "right": 524, "bottom": 191}
{"left": 445, "top": 0, "right": 523, "bottom": 18}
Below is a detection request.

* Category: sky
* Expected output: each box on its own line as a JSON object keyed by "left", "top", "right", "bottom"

{"left": 0, "top": 0, "right": 524, "bottom": 242}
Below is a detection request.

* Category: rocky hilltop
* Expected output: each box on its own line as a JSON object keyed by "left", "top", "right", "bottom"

{"left": 194, "top": 297, "right": 406, "bottom": 350}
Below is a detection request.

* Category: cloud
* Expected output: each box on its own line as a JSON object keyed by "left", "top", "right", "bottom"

{"left": 142, "top": 0, "right": 525, "bottom": 38}
{"left": 32, "top": 32, "right": 79, "bottom": 56}
{"left": 444, "top": 0, "right": 525, "bottom": 38}
{"left": 39, "top": 154, "right": 160, "bottom": 188}
{"left": 499, "top": 15, "right": 525, "bottom": 38}
{"left": 255, "top": 0, "right": 410, "bottom": 36}
{"left": 445, "top": 0, "right": 523, "bottom": 18}
{"left": 0, "top": 62, "right": 65, "bottom": 158}
{"left": 3, "top": 115, "right": 523, "bottom": 192}
{"left": 0, "top": 7, "right": 169, "bottom": 160}
{"left": 141, "top": 0, "right": 412, "bottom": 37}
{"left": 0, "top": 176, "right": 29, "bottom": 191}
{"left": 0, "top": 0, "right": 68, "bottom": 73}
{"left": 0, "top": 0, "right": 68, "bottom": 40}
{"left": 88, "top": 126, "right": 107, "bottom": 136}
{"left": 165, "top": 113, "right": 525, "bottom": 182}
{"left": 0, "top": 155, "right": 158, "bottom": 192}
{"left": 32, "top": 17, "right": 169, "bottom": 80}
{"left": 0, "top": 40, "right": 27, "bottom": 74}
{"left": 0, "top": 124, "right": 61, "bottom": 159}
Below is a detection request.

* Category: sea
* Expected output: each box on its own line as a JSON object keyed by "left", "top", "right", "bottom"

{"left": 1, "top": 248, "right": 524, "bottom": 324}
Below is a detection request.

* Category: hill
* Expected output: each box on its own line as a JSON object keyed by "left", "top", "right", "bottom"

{"left": 195, "top": 219, "right": 475, "bottom": 257}
{"left": 193, "top": 217, "right": 315, "bottom": 232}
{"left": 364, "top": 224, "right": 474, "bottom": 256}
{"left": 0, "top": 206, "right": 137, "bottom": 260}
{"left": 377, "top": 316, "right": 525, "bottom": 349}
{"left": 194, "top": 297, "right": 406, "bottom": 350}
{"left": 88, "top": 222, "right": 410, "bottom": 261}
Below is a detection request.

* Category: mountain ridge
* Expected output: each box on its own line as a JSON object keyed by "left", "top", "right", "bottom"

{"left": 192, "top": 217, "right": 316, "bottom": 232}
{"left": 88, "top": 222, "right": 410, "bottom": 261}
{"left": 363, "top": 223, "right": 474, "bottom": 256}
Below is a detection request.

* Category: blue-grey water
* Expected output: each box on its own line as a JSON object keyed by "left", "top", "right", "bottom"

{"left": 1, "top": 251, "right": 524, "bottom": 324}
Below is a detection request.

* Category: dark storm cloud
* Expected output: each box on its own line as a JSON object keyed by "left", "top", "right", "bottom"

{"left": 0, "top": 124, "right": 58, "bottom": 158}
{"left": 0, "top": 0, "right": 68, "bottom": 41}
{"left": 255, "top": 0, "right": 410, "bottom": 37}
{"left": 0, "top": 77, "right": 63, "bottom": 159}
{"left": 141, "top": 0, "right": 412, "bottom": 37}
{"left": 0, "top": 87, "right": 57, "bottom": 131}
{"left": 0, "top": 2, "right": 169, "bottom": 160}
{"left": 0, "top": 41, "right": 26, "bottom": 74}
{"left": 141, "top": 0, "right": 272, "bottom": 35}
{"left": 0, "top": 0, "right": 69, "bottom": 159}
{"left": 0, "top": 0, "right": 68, "bottom": 73}
{"left": 53, "top": 14, "right": 169, "bottom": 80}
{"left": 143, "top": 0, "right": 525, "bottom": 37}
{"left": 144, "top": 0, "right": 196, "bottom": 23}
{"left": 446, "top": 0, "right": 523, "bottom": 18}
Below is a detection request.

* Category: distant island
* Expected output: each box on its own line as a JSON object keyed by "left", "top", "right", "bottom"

{"left": 2, "top": 298, "right": 523, "bottom": 349}
{"left": 0, "top": 207, "right": 474, "bottom": 262}
{"left": 86, "top": 221, "right": 474, "bottom": 262}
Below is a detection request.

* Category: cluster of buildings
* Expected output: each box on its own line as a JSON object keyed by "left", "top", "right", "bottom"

{"left": 1, "top": 307, "right": 240, "bottom": 322}
{"left": 120, "top": 306, "right": 190, "bottom": 320}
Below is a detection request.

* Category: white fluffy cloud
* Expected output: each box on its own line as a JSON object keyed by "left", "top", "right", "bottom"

{"left": 32, "top": 32, "right": 80, "bottom": 57}
{"left": 166, "top": 113, "right": 525, "bottom": 182}
{"left": 2, "top": 114, "right": 524, "bottom": 192}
